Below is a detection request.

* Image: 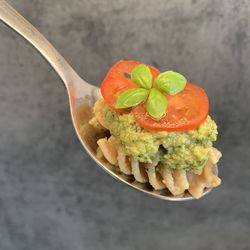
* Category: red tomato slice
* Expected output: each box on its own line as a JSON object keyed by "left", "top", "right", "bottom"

{"left": 132, "top": 83, "right": 209, "bottom": 131}
{"left": 100, "top": 60, "right": 160, "bottom": 109}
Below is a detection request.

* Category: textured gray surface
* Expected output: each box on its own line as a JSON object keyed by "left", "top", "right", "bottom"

{"left": 0, "top": 0, "right": 250, "bottom": 249}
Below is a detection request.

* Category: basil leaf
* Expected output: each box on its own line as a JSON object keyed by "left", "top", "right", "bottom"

{"left": 146, "top": 88, "right": 167, "bottom": 120}
{"left": 154, "top": 71, "right": 187, "bottom": 95}
{"left": 115, "top": 88, "right": 149, "bottom": 109}
{"left": 131, "top": 64, "right": 152, "bottom": 89}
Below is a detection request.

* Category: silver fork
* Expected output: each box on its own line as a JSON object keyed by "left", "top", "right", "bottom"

{"left": 0, "top": 0, "right": 214, "bottom": 201}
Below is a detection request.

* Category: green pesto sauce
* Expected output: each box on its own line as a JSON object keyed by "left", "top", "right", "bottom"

{"left": 103, "top": 107, "right": 218, "bottom": 172}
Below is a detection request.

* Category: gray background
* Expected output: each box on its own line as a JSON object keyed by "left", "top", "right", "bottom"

{"left": 0, "top": 0, "right": 250, "bottom": 249}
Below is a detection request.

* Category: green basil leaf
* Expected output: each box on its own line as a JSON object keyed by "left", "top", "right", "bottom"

{"left": 115, "top": 88, "right": 149, "bottom": 109}
{"left": 146, "top": 88, "right": 167, "bottom": 120}
{"left": 131, "top": 64, "right": 152, "bottom": 89}
{"left": 154, "top": 71, "right": 187, "bottom": 95}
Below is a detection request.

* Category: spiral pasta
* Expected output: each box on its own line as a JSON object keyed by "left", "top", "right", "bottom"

{"left": 97, "top": 136, "right": 222, "bottom": 199}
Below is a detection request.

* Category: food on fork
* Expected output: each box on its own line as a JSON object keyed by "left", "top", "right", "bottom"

{"left": 89, "top": 60, "right": 222, "bottom": 199}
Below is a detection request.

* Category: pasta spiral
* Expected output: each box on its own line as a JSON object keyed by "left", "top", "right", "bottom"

{"left": 97, "top": 136, "right": 222, "bottom": 199}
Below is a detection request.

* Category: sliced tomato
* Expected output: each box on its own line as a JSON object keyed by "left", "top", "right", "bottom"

{"left": 132, "top": 83, "right": 209, "bottom": 131}
{"left": 100, "top": 60, "right": 160, "bottom": 110}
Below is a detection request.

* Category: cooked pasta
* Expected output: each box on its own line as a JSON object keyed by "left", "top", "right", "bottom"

{"left": 89, "top": 99, "right": 107, "bottom": 129}
{"left": 97, "top": 135, "right": 222, "bottom": 199}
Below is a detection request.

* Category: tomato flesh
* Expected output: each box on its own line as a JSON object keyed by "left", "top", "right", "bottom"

{"left": 100, "top": 60, "right": 160, "bottom": 109}
{"left": 132, "top": 83, "right": 209, "bottom": 131}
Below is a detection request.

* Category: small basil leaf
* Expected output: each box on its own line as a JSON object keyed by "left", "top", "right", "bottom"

{"left": 115, "top": 88, "right": 149, "bottom": 109}
{"left": 154, "top": 71, "right": 187, "bottom": 95}
{"left": 146, "top": 88, "right": 167, "bottom": 120}
{"left": 131, "top": 64, "right": 153, "bottom": 89}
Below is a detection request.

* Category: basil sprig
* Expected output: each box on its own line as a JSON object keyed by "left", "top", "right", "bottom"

{"left": 115, "top": 64, "right": 187, "bottom": 120}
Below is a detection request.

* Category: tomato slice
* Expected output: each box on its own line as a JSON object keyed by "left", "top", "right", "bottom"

{"left": 132, "top": 83, "right": 209, "bottom": 131}
{"left": 100, "top": 60, "right": 160, "bottom": 109}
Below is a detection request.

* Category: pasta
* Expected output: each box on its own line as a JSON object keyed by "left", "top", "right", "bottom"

{"left": 97, "top": 135, "right": 222, "bottom": 199}
{"left": 89, "top": 99, "right": 107, "bottom": 129}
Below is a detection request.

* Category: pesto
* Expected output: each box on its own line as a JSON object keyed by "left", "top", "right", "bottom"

{"left": 103, "top": 107, "right": 218, "bottom": 172}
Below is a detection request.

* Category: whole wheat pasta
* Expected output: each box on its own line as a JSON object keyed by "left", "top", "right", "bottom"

{"left": 96, "top": 135, "right": 222, "bottom": 199}
{"left": 89, "top": 99, "right": 107, "bottom": 129}
{"left": 145, "top": 161, "right": 166, "bottom": 190}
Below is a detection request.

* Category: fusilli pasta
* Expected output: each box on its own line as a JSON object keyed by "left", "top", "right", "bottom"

{"left": 97, "top": 136, "right": 222, "bottom": 199}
